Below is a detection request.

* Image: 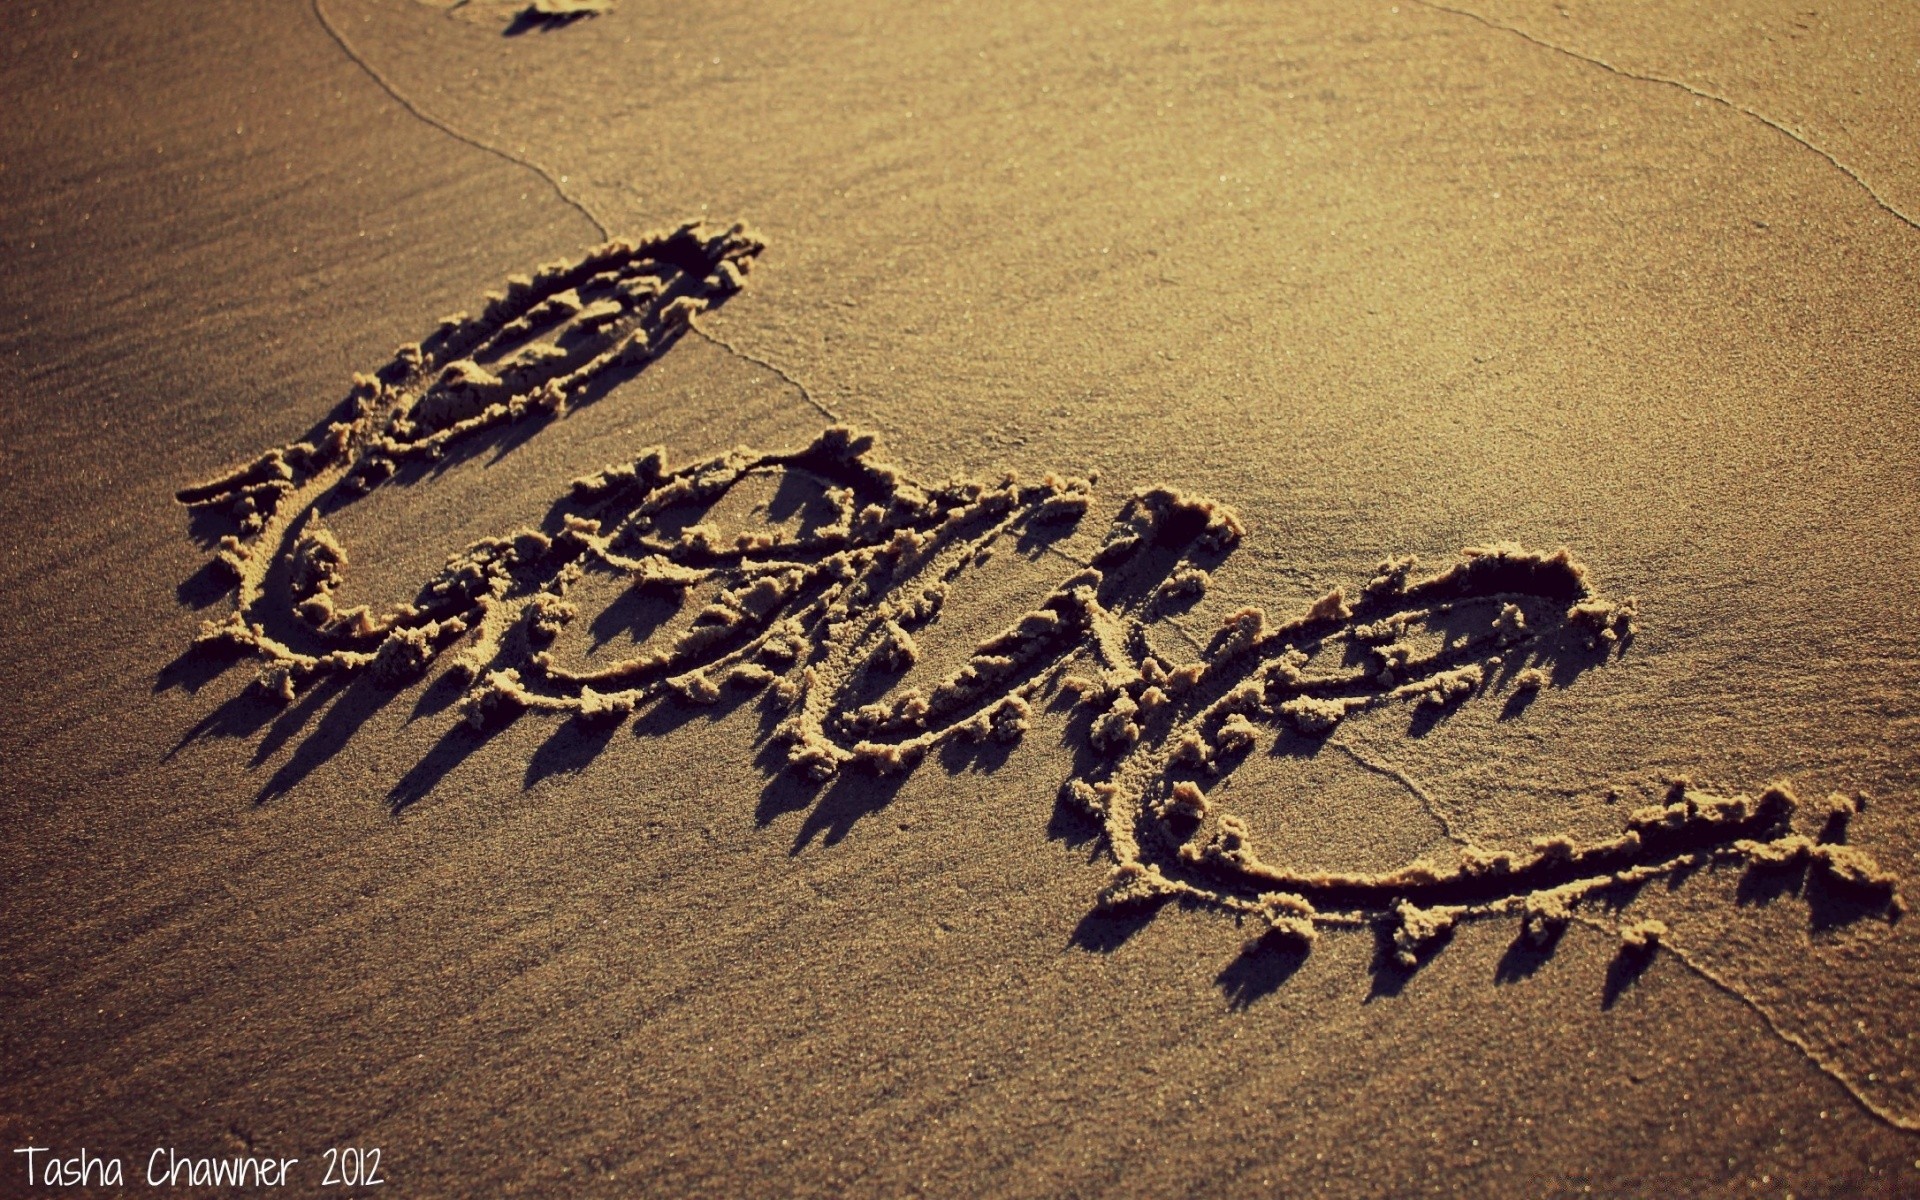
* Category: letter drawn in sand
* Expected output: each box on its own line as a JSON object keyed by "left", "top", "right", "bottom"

{"left": 176, "top": 228, "right": 1903, "bottom": 985}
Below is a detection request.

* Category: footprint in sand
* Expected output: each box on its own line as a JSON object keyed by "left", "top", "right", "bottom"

{"left": 175, "top": 226, "right": 1902, "bottom": 971}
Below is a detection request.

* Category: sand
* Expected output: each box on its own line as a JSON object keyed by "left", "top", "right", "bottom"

{"left": 3, "top": 0, "right": 1918, "bottom": 1195}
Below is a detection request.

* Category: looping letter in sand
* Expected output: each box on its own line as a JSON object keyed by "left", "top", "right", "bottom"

{"left": 1062, "top": 550, "right": 1901, "bottom": 954}
{"left": 176, "top": 229, "right": 1902, "bottom": 971}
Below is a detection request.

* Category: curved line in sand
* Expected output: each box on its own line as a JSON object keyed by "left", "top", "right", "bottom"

{"left": 1412, "top": 0, "right": 1920, "bottom": 234}
{"left": 309, "top": 0, "right": 837, "bottom": 425}
{"left": 1576, "top": 916, "right": 1920, "bottom": 1134}
{"left": 311, "top": 0, "right": 610, "bottom": 239}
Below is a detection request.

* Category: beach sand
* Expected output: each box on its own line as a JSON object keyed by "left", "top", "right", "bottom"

{"left": 2, "top": 1, "right": 1917, "bottom": 1195}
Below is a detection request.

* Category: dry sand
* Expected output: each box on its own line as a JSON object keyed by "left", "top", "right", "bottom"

{"left": 3, "top": 0, "right": 1919, "bottom": 1195}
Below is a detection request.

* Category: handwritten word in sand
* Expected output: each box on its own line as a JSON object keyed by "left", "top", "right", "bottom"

{"left": 177, "top": 227, "right": 1902, "bottom": 964}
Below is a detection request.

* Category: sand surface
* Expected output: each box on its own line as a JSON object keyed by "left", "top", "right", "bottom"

{"left": 3, "top": 1, "right": 1918, "bottom": 1195}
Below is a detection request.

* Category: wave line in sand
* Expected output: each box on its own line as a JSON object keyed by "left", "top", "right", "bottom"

{"left": 311, "top": 0, "right": 610, "bottom": 240}
{"left": 312, "top": 0, "right": 835, "bottom": 427}
{"left": 1412, "top": 0, "right": 1920, "bottom": 233}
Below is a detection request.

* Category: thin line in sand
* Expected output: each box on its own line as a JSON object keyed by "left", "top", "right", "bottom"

{"left": 1412, "top": 0, "right": 1920, "bottom": 234}
{"left": 311, "top": 0, "right": 609, "bottom": 240}
{"left": 687, "top": 317, "right": 841, "bottom": 423}
{"left": 309, "top": 0, "right": 839, "bottom": 425}
{"left": 1326, "top": 737, "right": 1462, "bottom": 845}
{"left": 1153, "top": 611, "right": 1208, "bottom": 659}
{"left": 1572, "top": 915, "right": 1920, "bottom": 1134}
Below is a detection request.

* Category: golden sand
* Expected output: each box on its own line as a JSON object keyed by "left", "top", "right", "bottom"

{"left": 4, "top": 0, "right": 1918, "bottom": 1194}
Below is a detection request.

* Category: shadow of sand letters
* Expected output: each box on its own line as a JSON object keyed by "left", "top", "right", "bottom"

{"left": 169, "top": 228, "right": 1904, "bottom": 994}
